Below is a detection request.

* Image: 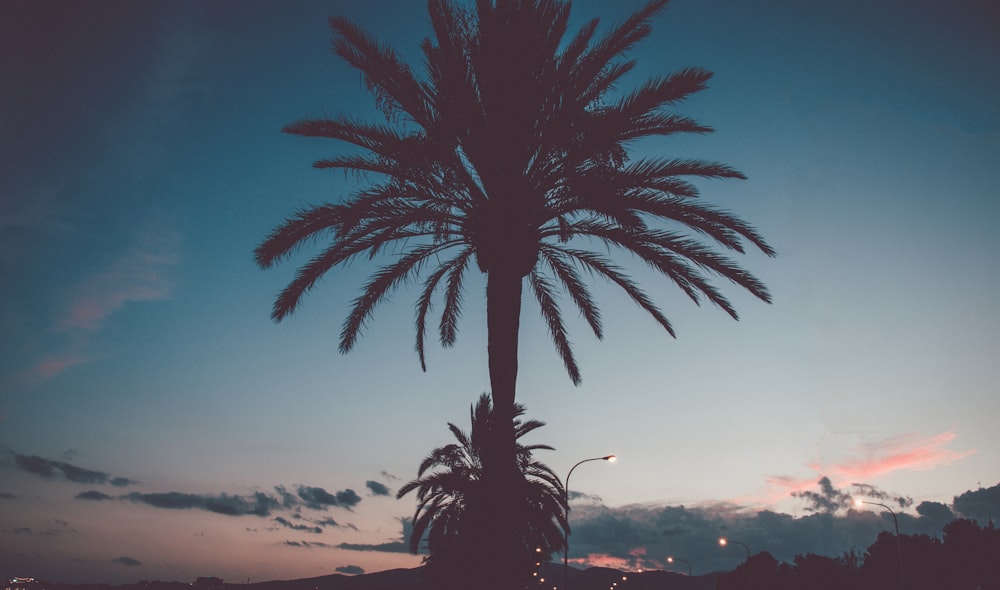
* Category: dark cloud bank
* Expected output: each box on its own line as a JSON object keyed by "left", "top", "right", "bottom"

{"left": 3, "top": 446, "right": 369, "bottom": 521}
{"left": 2, "top": 447, "right": 138, "bottom": 487}
{"left": 564, "top": 478, "right": 1000, "bottom": 574}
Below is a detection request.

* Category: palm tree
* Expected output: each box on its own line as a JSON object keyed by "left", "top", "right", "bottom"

{"left": 397, "top": 393, "right": 566, "bottom": 588}
{"left": 256, "top": 0, "right": 774, "bottom": 582}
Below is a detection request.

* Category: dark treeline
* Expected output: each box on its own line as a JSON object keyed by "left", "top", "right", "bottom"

{"left": 717, "top": 518, "right": 1000, "bottom": 590}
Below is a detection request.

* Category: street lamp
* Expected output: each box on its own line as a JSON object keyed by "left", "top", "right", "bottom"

{"left": 719, "top": 537, "right": 753, "bottom": 590}
{"left": 563, "top": 454, "right": 617, "bottom": 590}
{"left": 718, "top": 537, "right": 751, "bottom": 560}
{"left": 666, "top": 556, "right": 692, "bottom": 576}
{"left": 855, "top": 499, "right": 905, "bottom": 590}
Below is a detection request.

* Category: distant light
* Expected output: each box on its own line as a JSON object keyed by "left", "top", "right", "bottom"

{"left": 719, "top": 537, "right": 728, "bottom": 546}
{"left": 667, "top": 556, "right": 674, "bottom": 563}
{"left": 605, "top": 455, "right": 617, "bottom": 463}
{"left": 854, "top": 498, "right": 864, "bottom": 507}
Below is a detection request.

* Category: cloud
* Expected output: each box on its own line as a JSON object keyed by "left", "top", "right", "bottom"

{"left": 59, "top": 232, "right": 178, "bottom": 333}
{"left": 113, "top": 556, "right": 141, "bottom": 567}
{"left": 952, "top": 483, "right": 1000, "bottom": 522}
{"left": 365, "top": 481, "right": 390, "bottom": 496}
{"left": 765, "top": 432, "right": 975, "bottom": 506}
{"left": 792, "top": 476, "right": 857, "bottom": 513}
{"left": 2, "top": 447, "right": 137, "bottom": 487}
{"left": 915, "top": 501, "right": 955, "bottom": 528}
{"left": 296, "top": 486, "right": 361, "bottom": 511}
{"left": 274, "top": 517, "right": 321, "bottom": 534}
{"left": 283, "top": 540, "right": 332, "bottom": 549}
{"left": 335, "top": 565, "right": 365, "bottom": 575}
{"left": 0, "top": 492, "right": 15, "bottom": 499}
{"left": 337, "top": 518, "right": 412, "bottom": 554}
{"left": 563, "top": 481, "right": 1000, "bottom": 575}
{"left": 337, "top": 539, "right": 410, "bottom": 553}
{"left": 827, "top": 432, "right": 976, "bottom": 481}
{"left": 124, "top": 491, "right": 278, "bottom": 517}
{"left": 6, "top": 227, "right": 182, "bottom": 387}
{"left": 76, "top": 491, "right": 114, "bottom": 501}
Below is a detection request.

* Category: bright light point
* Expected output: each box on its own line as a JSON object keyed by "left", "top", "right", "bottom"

{"left": 533, "top": 573, "right": 538, "bottom": 577}
{"left": 854, "top": 498, "right": 864, "bottom": 507}
{"left": 536, "top": 547, "right": 542, "bottom": 552}
{"left": 606, "top": 455, "right": 617, "bottom": 463}
{"left": 667, "top": 556, "right": 674, "bottom": 563}
{"left": 719, "top": 537, "right": 728, "bottom": 546}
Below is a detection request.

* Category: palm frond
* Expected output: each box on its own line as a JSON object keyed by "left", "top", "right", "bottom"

{"left": 529, "top": 271, "right": 581, "bottom": 385}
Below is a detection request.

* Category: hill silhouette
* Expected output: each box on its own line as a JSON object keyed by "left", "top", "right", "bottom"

{"left": 39, "top": 565, "right": 719, "bottom": 590}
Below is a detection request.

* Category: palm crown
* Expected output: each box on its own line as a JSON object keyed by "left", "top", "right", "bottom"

{"left": 254, "top": 0, "right": 774, "bottom": 385}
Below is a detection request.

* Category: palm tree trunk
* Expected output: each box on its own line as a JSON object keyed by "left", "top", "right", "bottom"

{"left": 483, "top": 266, "right": 523, "bottom": 588}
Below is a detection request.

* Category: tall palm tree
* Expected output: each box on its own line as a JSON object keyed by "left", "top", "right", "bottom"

{"left": 256, "top": 0, "right": 774, "bottom": 582}
{"left": 397, "top": 394, "right": 566, "bottom": 588}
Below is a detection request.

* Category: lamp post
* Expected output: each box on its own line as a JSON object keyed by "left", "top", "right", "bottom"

{"left": 718, "top": 537, "right": 751, "bottom": 560}
{"left": 719, "top": 537, "right": 752, "bottom": 590}
{"left": 856, "top": 499, "right": 905, "bottom": 590}
{"left": 666, "top": 556, "right": 692, "bottom": 576}
{"left": 563, "top": 454, "right": 616, "bottom": 590}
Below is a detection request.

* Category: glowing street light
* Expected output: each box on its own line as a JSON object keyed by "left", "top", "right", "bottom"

{"left": 719, "top": 537, "right": 754, "bottom": 590}
{"left": 563, "top": 455, "right": 617, "bottom": 590}
{"left": 666, "top": 556, "right": 692, "bottom": 576}
{"left": 855, "top": 498, "right": 905, "bottom": 590}
{"left": 718, "top": 537, "right": 751, "bottom": 560}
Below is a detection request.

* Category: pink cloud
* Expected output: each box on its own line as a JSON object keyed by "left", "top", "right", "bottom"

{"left": 32, "top": 354, "right": 91, "bottom": 380}
{"left": 829, "top": 431, "right": 976, "bottom": 481}
{"left": 7, "top": 227, "right": 182, "bottom": 386}
{"left": 61, "top": 244, "right": 176, "bottom": 332}
{"left": 574, "top": 553, "right": 631, "bottom": 570}
{"left": 765, "top": 431, "right": 976, "bottom": 505}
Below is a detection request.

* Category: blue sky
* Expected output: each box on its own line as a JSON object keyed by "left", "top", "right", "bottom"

{"left": 2, "top": 0, "right": 998, "bottom": 583}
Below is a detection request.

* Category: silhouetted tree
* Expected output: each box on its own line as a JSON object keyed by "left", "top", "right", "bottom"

{"left": 256, "top": 0, "right": 772, "bottom": 583}
{"left": 789, "top": 552, "right": 858, "bottom": 590}
{"left": 396, "top": 394, "right": 566, "bottom": 589}
{"left": 942, "top": 518, "right": 1000, "bottom": 590}
{"left": 717, "top": 551, "right": 787, "bottom": 590}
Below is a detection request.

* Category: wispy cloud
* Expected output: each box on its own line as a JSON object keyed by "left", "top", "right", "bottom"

{"left": 827, "top": 431, "right": 976, "bottom": 480}
{"left": 765, "top": 431, "right": 975, "bottom": 505}
{"left": 1, "top": 447, "right": 138, "bottom": 487}
{"left": 4, "top": 226, "right": 181, "bottom": 388}
{"left": 296, "top": 486, "right": 362, "bottom": 511}
{"left": 337, "top": 518, "right": 412, "bottom": 554}
{"left": 274, "top": 516, "right": 322, "bottom": 534}
{"left": 283, "top": 540, "right": 333, "bottom": 549}
{"left": 58, "top": 231, "right": 178, "bottom": 333}
{"left": 124, "top": 491, "right": 279, "bottom": 517}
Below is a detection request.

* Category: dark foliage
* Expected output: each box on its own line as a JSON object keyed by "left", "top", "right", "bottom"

{"left": 716, "top": 518, "right": 1000, "bottom": 590}
{"left": 396, "top": 394, "right": 566, "bottom": 589}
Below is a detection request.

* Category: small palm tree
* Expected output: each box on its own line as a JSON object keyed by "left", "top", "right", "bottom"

{"left": 397, "top": 394, "right": 566, "bottom": 587}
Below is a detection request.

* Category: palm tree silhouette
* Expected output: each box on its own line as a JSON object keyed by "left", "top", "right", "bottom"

{"left": 256, "top": 0, "right": 774, "bottom": 582}
{"left": 397, "top": 393, "right": 566, "bottom": 588}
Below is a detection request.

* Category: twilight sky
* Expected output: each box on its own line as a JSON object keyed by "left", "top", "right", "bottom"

{"left": 2, "top": 0, "right": 999, "bottom": 584}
